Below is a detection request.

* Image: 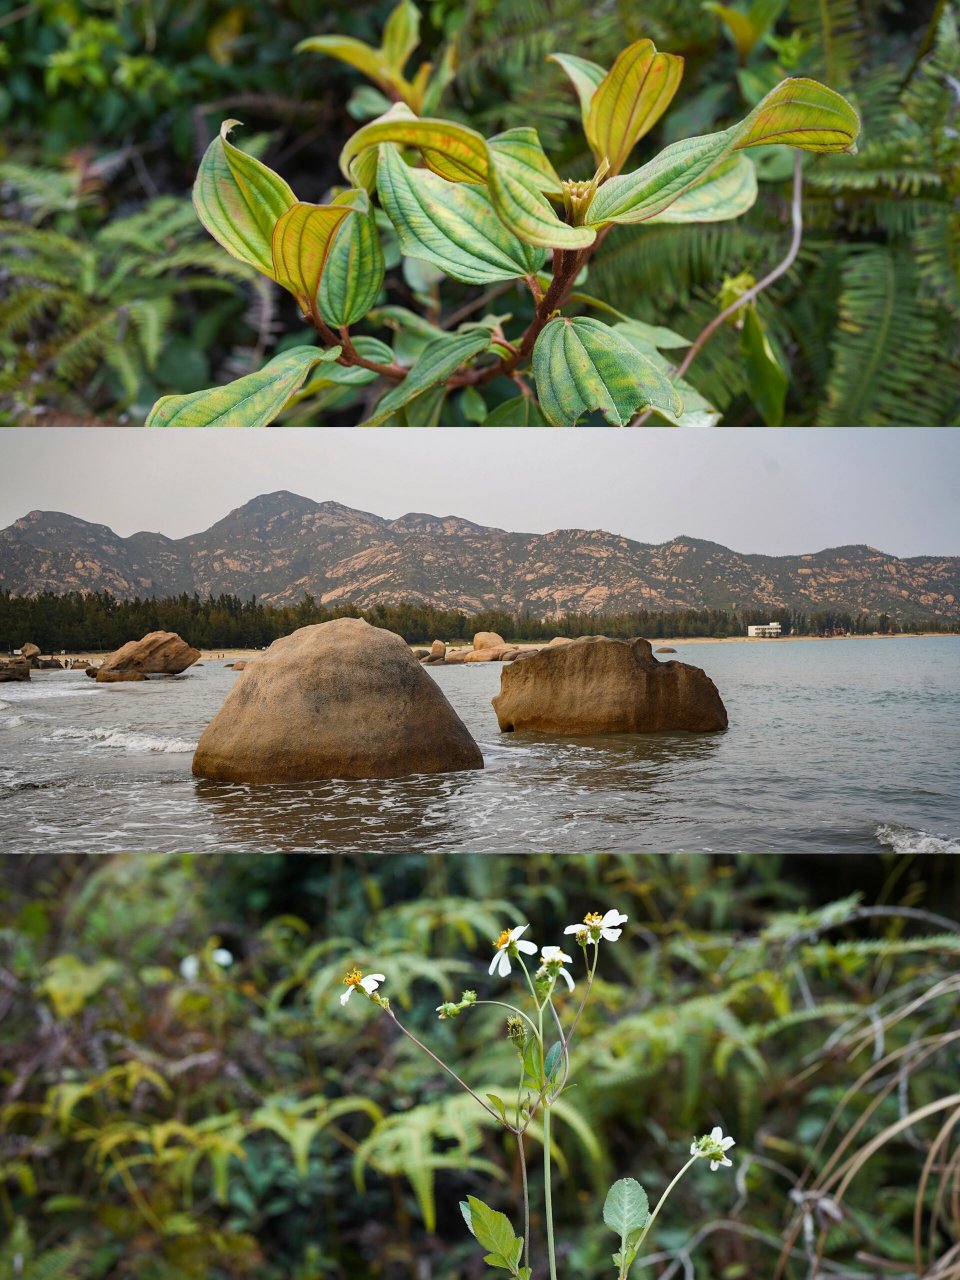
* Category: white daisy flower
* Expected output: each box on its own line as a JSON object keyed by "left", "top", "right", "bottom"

{"left": 489, "top": 924, "right": 538, "bottom": 978}
{"left": 563, "top": 908, "right": 629, "bottom": 944}
{"left": 537, "top": 945, "right": 575, "bottom": 991}
{"left": 340, "top": 968, "right": 386, "bottom": 1006}
{"left": 690, "top": 1125, "right": 736, "bottom": 1171}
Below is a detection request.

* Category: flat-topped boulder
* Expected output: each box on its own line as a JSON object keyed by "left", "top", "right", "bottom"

{"left": 96, "top": 670, "right": 147, "bottom": 683}
{"left": 473, "top": 631, "right": 506, "bottom": 651}
{"left": 192, "top": 617, "right": 484, "bottom": 783}
{"left": 0, "top": 658, "right": 30, "bottom": 683}
{"left": 492, "top": 636, "right": 728, "bottom": 735}
{"left": 99, "top": 631, "right": 200, "bottom": 676}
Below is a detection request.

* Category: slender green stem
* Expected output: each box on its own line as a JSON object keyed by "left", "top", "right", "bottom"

{"left": 543, "top": 1105, "right": 558, "bottom": 1280}
{"left": 518, "top": 1129, "right": 530, "bottom": 1269}
{"left": 634, "top": 1155, "right": 699, "bottom": 1256}
{"left": 474, "top": 999, "right": 539, "bottom": 1036}
{"left": 385, "top": 1008, "right": 514, "bottom": 1131}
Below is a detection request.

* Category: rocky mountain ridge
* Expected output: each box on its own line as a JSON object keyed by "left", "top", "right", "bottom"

{"left": 1, "top": 492, "right": 957, "bottom": 620}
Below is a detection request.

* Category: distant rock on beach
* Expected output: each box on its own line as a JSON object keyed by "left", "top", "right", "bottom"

{"left": 492, "top": 636, "right": 728, "bottom": 735}
{"left": 98, "top": 631, "right": 200, "bottom": 677}
{"left": 192, "top": 617, "right": 484, "bottom": 783}
{"left": 0, "top": 658, "right": 30, "bottom": 683}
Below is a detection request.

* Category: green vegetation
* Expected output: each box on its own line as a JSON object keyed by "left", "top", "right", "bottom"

{"left": 1, "top": 589, "right": 956, "bottom": 653}
{"left": 2, "top": 853, "right": 959, "bottom": 1278}
{"left": 2, "top": 1, "right": 957, "bottom": 425}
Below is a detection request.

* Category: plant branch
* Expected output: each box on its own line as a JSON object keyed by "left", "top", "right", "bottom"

{"left": 630, "top": 154, "right": 805, "bottom": 427}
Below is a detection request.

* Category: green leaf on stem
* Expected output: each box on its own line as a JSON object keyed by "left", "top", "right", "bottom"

{"left": 586, "top": 78, "right": 859, "bottom": 227}
{"left": 483, "top": 396, "right": 550, "bottom": 426}
{"left": 544, "top": 1041, "right": 564, "bottom": 1083}
{"left": 741, "top": 305, "right": 787, "bottom": 426}
{"left": 460, "top": 1196, "right": 526, "bottom": 1275}
{"left": 193, "top": 120, "right": 296, "bottom": 277}
{"left": 585, "top": 38, "right": 684, "bottom": 176}
{"left": 308, "top": 337, "right": 396, "bottom": 387}
{"left": 146, "top": 345, "right": 342, "bottom": 428}
{"left": 645, "top": 154, "right": 758, "bottom": 224}
{"left": 341, "top": 113, "right": 491, "bottom": 186}
{"left": 603, "top": 1177, "right": 650, "bottom": 1269}
{"left": 548, "top": 53, "right": 607, "bottom": 126}
{"left": 271, "top": 201, "right": 354, "bottom": 312}
{"left": 359, "top": 330, "right": 491, "bottom": 427}
{"left": 318, "top": 189, "right": 385, "bottom": 327}
{"left": 377, "top": 145, "right": 547, "bottom": 284}
{"left": 533, "top": 317, "right": 682, "bottom": 426}
{"left": 381, "top": 0, "right": 420, "bottom": 72}
{"left": 488, "top": 128, "right": 564, "bottom": 195}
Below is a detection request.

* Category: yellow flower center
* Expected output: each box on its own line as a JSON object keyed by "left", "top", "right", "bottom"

{"left": 343, "top": 968, "right": 363, "bottom": 988}
{"left": 583, "top": 912, "right": 603, "bottom": 926}
{"left": 493, "top": 929, "right": 513, "bottom": 950}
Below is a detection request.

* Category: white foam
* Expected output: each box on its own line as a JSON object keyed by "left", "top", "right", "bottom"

{"left": 875, "top": 822, "right": 960, "bottom": 855}
{"left": 0, "top": 714, "right": 29, "bottom": 728}
{"left": 0, "top": 685, "right": 99, "bottom": 701}
{"left": 43, "top": 726, "right": 197, "bottom": 754}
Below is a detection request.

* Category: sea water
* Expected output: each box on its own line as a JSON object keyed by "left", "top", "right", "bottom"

{"left": 1, "top": 637, "right": 957, "bottom": 854}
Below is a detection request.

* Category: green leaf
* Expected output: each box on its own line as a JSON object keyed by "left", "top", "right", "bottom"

{"left": 483, "top": 396, "right": 550, "bottom": 425}
{"left": 587, "top": 78, "right": 860, "bottom": 227}
{"left": 360, "top": 330, "right": 491, "bottom": 427}
{"left": 544, "top": 1041, "right": 564, "bottom": 1083}
{"left": 318, "top": 189, "right": 385, "bottom": 327}
{"left": 146, "top": 345, "right": 342, "bottom": 427}
{"left": 548, "top": 52, "right": 607, "bottom": 127}
{"left": 307, "top": 337, "right": 395, "bottom": 387}
{"left": 613, "top": 318, "right": 690, "bottom": 349}
{"left": 521, "top": 1035, "right": 542, "bottom": 1087}
{"left": 646, "top": 154, "right": 758, "bottom": 224}
{"left": 295, "top": 34, "right": 407, "bottom": 99}
{"left": 487, "top": 156, "right": 595, "bottom": 250}
{"left": 193, "top": 120, "right": 296, "bottom": 276}
{"left": 613, "top": 323, "right": 721, "bottom": 426}
{"left": 460, "top": 1196, "right": 524, "bottom": 1274}
{"left": 488, "top": 128, "right": 563, "bottom": 195}
{"left": 377, "top": 145, "right": 547, "bottom": 284}
{"left": 341, "top": 114, "right": 490, "bottom": 186}
{"left": 271, "top": 201, "right": 354, "bottom": 310}
{"left": 461, "top": 386, "right": 488, "bottom": 422}
{"left": 603, "top": 1177, "right": 650, "bottom": 1263}
{"left": 741, "top": 305, "right": 787, "bottom": 426}
{"left": 585, "top": 39, "right": 684, "bottom": 176}
{"left": 381, "top": 0, "right": 420, "bottom": 72}
{"left": 533, "top": 317, "right": 683, "bottom": 426}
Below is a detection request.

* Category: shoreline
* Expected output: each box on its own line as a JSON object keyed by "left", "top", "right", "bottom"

{"left": 28, "top": 631, "right": 959, "bottom": 665}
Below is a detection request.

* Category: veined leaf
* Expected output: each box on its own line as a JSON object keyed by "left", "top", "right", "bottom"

{"left": 295, "top": 35, "right": 408, "bottom": 98}
{"left": 488, "top": 128, "right": 563, "bottom": 195}
{"left": 587, "top": 78, "right": 860, "bottom": 226}
{"left": 271, "top": 202, "right": 354, "bottom": 311}
{"left": 360, "top": 330, "right": 491, "bottom": 427}
{"left": 377, "top": 145, "right": 546, "bottom": 284}
{"left": 603, "top": 1177, "right": 650, "bottom": 1265}
{"left": 484, "top": 395, "right": 550, "bottom": 425}
{"left": 341, "top": 115, "right": 490, "bottom": 186}
{"left": 460, "top": 1196, "right": 524, "bottom": 1274}
{"left": 532, "top": 316, "right": 682, "bottom": 426}
{"left": 309, "top": 337, "right": 396, "bottom": 386}
{"left": 146, "top": 345, "right": 342, "bottom": 427}
{"left": 708, "top": 0, "right": 787, "bottom": 61}
{"left": 548, "top": 53, "right": 607, "bottom": 127}
{"left": 646, "top": 154, "right": 758, "bottom": 224}
{"left": 614, "top": 323, "right": 721, "bottom": 426}
{"left": 193, "top": 120, "right": 295, "bottom": 276}
{"left": 318, "top": 189, "right": 385, "bottom": 327}
{"left": 488, "top": 157, "right": 595, "bottom": 250}
{"left": 586, "top": 39, "right": 684, "bottom": 176}
{"left": 381, "top": 0, "right": 420, "bottom": 72}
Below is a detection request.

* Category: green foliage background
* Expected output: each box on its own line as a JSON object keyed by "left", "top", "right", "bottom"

{"left": 1, "top": 0, "right": 958, "bottom": 425}
{"left": 2, "top": 853, "right": 959, "bottom": 1278}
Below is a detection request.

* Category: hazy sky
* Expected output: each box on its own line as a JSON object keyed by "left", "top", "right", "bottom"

{"left": 3, "top": 429, "right": 959, "bottom": 557}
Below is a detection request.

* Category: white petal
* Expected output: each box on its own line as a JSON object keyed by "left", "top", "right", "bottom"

{"left": 559, "top": 967, "right": 575, "bottom": 991}
{"left": 360, "top": 975, "right": 383, "bottom": 994}
{"left": 690, "top": 1142, "right": 698, "bottom": 1156}
{"left": 516, "top": 939, "right": 538, "bottom": 955}
{"left": 563, "top": 924, "right": 583, "bottom": 935}
{"left": 510, "top": 924, "right": 530, "bottom": 941}
{"left": 600, "top": 928, "right": 622, "bottom": 941}
{"left": 721, "top": 1137, "right": 735, "bottom": 1150}
{"left": 488, "top": 951, "right": 502, "bottom": 976}
{"left": 497, "top": 950, "right": 512, "bottom": 978}
{"left": 340, "top": 987, "right": 353, "bottom": 1005}
{"left": 710, "top": 1159, "right": 720, "bottom": 1171}
{"left": 710, "top": 1126, "right": 723, "bottom": 1142}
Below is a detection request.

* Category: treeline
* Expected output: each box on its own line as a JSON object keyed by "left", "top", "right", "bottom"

{"left": 1, "top": 592, "right": 957, "bottom": 652}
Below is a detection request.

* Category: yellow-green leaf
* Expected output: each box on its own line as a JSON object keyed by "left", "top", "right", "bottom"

{"left": 146, "top": 345, "right": 343, "bottom": 428}
{"left": 295, "top": 35, "right": 407, "bottom": 98}
{"left": 488, "top": 128, "right": 563, "bottom": 195}
{"left": 646, "top": 154, "right": 758, "bottom": 223}
{"left": 360, "top": 330, "right": 491, "bottom": 427}
{"left": 587, "top": 77, "right": 860, "bottom": 226}
{"left": 193, "top": 120, "right": 296, "bottom": 276}
{"left": 585, "top": 39, "right": 684, "bottom": 176}
{"left": 532, "top": 316, "right": 682, "bottom": 426}
{"left": 377, "top": 145, "right": 547, "bottom": 284}
{"left": 318, "top": 189, "right": 385, "bottom": 327}
{"left": 548, "top": 52, "right": 607, "bottom": 127}
{"left": 381, "top": 0, "right": 420, "bottom": 72}
{"left": 271, "top": 202, "right": 354, "bottom": 311}
{"left": 487, "top": 155, "right": 595, "bottom": 250}
{"left": 340, "top": 114, "right": 490, "bottom": 186}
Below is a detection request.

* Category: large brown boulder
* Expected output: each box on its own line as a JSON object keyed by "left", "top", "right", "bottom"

{"left": 430, "top": 640, "right": 446, "bottom": 659}
{"left": 492, "top": 636, "right": 728, "bottom": 735}
{"left": 96, "top": 670, "right": 147, "bottom": 683}
{"left": 473, "top": 631, "right": 505, "bottom": 651}
{"left": 99, "top": 631, "right": 200, "bottom": 676}
{"left": 192, "top": 618, "right": 484, "bottom": 783}
{"left": 0, "top": 658, "right": 30, "bottom": 683}
{"left": 20, "top": 643, "right": 40, "bottom": 664}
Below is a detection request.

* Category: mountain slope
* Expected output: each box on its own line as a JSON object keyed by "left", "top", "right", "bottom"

{"left": 1, "top": 493, "right": 957, "bottom": 620}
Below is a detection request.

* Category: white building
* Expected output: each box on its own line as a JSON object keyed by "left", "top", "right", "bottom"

{"left": 747, "top": 622, "right": 782, "bottom": 638}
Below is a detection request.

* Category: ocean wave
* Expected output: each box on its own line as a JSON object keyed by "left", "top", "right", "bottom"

{"left": 0, "top": 714, "right": 30, "bottom": 729}
{"left": 43, "top": 726, "right": 198, "bottom": 754}
{"left": 875, "top": 822, "right": 960, "bottom": 854}
{"left": 0, "top": 685, "right": 100, "bottom": 701}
